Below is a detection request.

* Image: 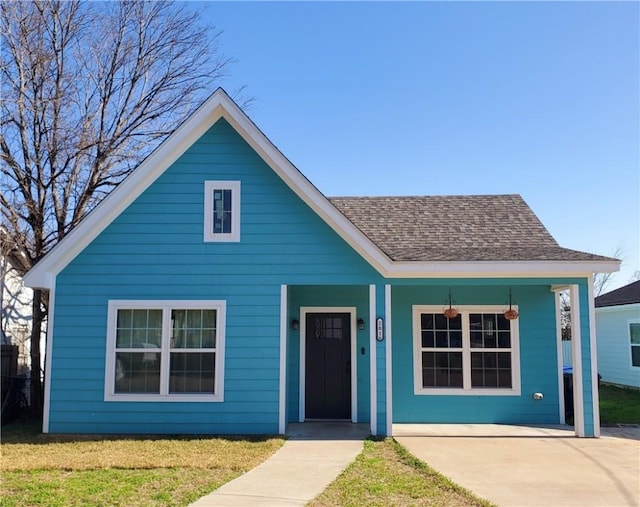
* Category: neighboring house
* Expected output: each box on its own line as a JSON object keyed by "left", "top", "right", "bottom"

{"left": 24, "top": 89, "right": 619, "bottom": 438}
{"left": 1, "top": 242, "right": 34, "bottom": 375}
{"left": 595, "top": 281, "right": 640, "bottom": 389}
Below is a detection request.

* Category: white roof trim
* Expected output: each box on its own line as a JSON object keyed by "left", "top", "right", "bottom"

{"left": 595, "top": 302, "right": 640, "bottom": 314}
{"left": 23, "top": 88, "right": 621, "bottom": 289}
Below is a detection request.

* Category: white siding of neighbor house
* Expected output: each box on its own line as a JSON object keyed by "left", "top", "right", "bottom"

{"left": 1, "top": 257, "right": 34, "bottom": 373}
{"left": 595, "top": 304, "right": 640, "bottom": 388}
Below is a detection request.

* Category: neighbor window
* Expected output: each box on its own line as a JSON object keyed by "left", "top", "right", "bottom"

{"left": 204, "top": 181, "right": 240, "bottom": 242}
{"left": 105, "top": 300, "right": 226, "bottom": 402}
{"left": 630, "top": 322, "right": 640, "bottom": 368}
{"left": 413, "top": 305, "right": 520, "bottom": 395}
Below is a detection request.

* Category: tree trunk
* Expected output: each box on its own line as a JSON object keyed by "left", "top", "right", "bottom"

{"left": 30, "top": 290, "right": 44, "bottom": 419}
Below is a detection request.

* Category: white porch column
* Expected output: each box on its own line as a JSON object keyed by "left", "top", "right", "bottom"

{"left": 569, "top": 284, "right": 585, "bottom": 437}
{"left": 587, "top": 276, "right": 601, "bottom": 438}
{"left": 278, "top": 285, "right": 287, "bottom": 435}
{"left": 369, "top": 284, "right": 377, "bottom": 436}
{"left": 385, "top": 284, "right": 392, "bottom": 436}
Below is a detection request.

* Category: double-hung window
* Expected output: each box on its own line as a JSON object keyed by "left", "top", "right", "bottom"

{"left": 630, "top": 321, "right": 640, "bottom": 368}
{"left": 105, "top": 300, "right": 226, "bottom": 402}
{"left": 204, "top": 181, "right": 240, "bottom": 242}
{"left": 413, "top": 305, "right": 520, "bottom": 395}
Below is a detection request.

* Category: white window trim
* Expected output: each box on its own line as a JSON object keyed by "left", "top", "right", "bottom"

{"left": 204, "top": 180, "right": 240, "bottom": 242}
{"left": 412, "top": 305, "right": 521, "bottom": 396}
{"left": 104, "top": 300, "right": 226, "bottom": 402}
{"left": 629, "top": 319, "right": 640, "bottom": 369}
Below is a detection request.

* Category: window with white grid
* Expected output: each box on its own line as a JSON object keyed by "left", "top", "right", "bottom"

{"left": 413, "top": 305, "right": 520, "bottom": 395}
{"left": 105, "top": 300, "right": 225, "bottom": 402}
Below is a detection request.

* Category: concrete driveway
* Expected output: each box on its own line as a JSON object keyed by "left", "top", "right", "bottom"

{"left": 395, "top": 424, "right": 640, "bottom": 507}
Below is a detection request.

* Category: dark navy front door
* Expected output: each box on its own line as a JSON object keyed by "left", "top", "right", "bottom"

{"left": 305, "top": 313, "right": 351, "bottom": 419}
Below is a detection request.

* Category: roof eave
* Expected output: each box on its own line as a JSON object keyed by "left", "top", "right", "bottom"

{"left": 383, "top": 258, "right": 621, "bottom": 279}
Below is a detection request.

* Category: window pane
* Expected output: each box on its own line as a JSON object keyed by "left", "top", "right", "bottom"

{"left": 497, "top": 332, "right": 511, "bottom": 348}
{"left": 422, "top": 351, "right": 435, "bottom": 367}
{"left": 117, "top": 309, "right": 132, "bottom": 328}
{"left": 632, "top": 346, "right": 640, "bottom": 367}
{"left": 170, "top": 352, "right": 215, "bottom": 393}
{"left": 115, "top": 352, "right": 160, "bottom": 393}
{"left": 116, "top": 328, "right": 132, "bottom": 348}
{"left": 172, "top": 309, "right": 217, "bottom": 349}
{"left": 470, "top": 331, "right": 483, "bottom": 348}
{"left": 421, "top": 330, "right": 434, "bottom": 348}
{"left": 484, "top": 334, "right": 497, "bottom": 348}
{"left": 630, "top": 324, "right": 640, "bottom": 345}
{"left": 202, "top": 329, "right": 217, "bottom": 348}
{"left": 213, "top": 189, "right": 232, "bottom": 234}
{"left": 422, "top": 352, "right": 462, "bottom": 388}
{"left": 435, "top": 330, "right": 448, "bottom": 348}
{"left": 117, "top": 309, "right": 161, "bottom": 348}
{"left": 471, "top": 351, "right": 512, "bottom": 388}
{"left": 497, "top": 313, "right": 510, "bottom": 330}
{"left": 202, "top": 309, "right": 217, "bottom": 328}
{"left": 450, "top": 330, "right": 463, "bottom": 348}
{"left": 421, "top": 313, "right": 434, "bottom": 329}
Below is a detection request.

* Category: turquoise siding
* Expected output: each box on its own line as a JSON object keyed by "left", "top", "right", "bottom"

{"left": 286, "top": 286, "right": 370, "bottom": 423}
{"left": 391, "top": 281, "right": 570, "bottom": 425}
{"left": 50, "top": 118, "right": 379, "bottom": 434}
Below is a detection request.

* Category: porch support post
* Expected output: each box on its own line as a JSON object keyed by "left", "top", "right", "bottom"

{"left": 569, "top": 284, "right": 585, "bottom": 437}
{"left": 587, "top": 276, "right": 601, "bottom": 438}
{"left": 278, "top": 285, "right": 287, "bottom": 435}
{"left": 553, "top": 288, "right": 566, "bottom": 425}
{"left": 369, "top": 284, "right": 377, "bottom": 436}
{"left": 385, "top": 284, "right": 393, "bottom": 436}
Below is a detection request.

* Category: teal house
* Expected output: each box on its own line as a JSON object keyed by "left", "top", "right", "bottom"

{"left": 25, "top": 89, "right": 618, "bottom": 438}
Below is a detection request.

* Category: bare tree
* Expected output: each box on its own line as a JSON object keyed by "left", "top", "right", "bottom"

{"left": 1, "top": 0, "right": 235, "bottom": 416}
{"left": 593, "top": 244, "right": 625, "bottom": 297}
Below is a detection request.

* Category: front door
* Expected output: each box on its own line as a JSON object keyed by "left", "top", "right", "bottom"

{"left": 305, "top": 313, "right": 351, "bottom": 419}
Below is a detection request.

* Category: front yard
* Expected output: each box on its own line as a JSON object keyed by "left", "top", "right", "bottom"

{"left": 0, "top": 422, "right": 284, "bottom": 507}
{"left": 2, "top": 383, "right": 637, "bottom": 507}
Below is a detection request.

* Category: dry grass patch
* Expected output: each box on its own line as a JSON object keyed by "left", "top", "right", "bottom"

{"left": 2, "top": 434, "right": 282, "bottom": 471}
{"left": 1, "top": 422, "right": 284, "bottom": 507}
{"left": 309, "top": 438, "right": 493, "bottom": 507}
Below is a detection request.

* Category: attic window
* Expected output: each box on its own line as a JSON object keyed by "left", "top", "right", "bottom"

{"left": 204, "top": 181, "right": 240, "bottom": 242}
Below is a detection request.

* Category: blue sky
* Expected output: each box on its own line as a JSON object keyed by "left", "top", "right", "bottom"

{"left": 195, "top": 1, "right": 638, "bottom": 290}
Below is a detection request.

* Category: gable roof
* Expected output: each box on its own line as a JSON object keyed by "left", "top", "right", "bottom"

{"left": 595, "top": 280, "right": 640, "bottom": 307}
{"left": 23, "top": 88, "right": 619, "bottom": 289}
{"left": 329, "top": 195, "right": 613, "bottom": 262}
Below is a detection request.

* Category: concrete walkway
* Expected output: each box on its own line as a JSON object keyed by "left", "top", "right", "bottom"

{"left": 189, "top": 422, "right": 369, "bottom": 506}
{"left": 395, "top": 424, "right": 640, "bottom": 507}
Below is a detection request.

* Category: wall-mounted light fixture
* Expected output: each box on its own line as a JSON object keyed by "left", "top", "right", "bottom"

{"left": 291, "top": 318, "right": 299, "bottom": 330}
{"left": 357, "top": 318, "right": 365, "bottom": 331}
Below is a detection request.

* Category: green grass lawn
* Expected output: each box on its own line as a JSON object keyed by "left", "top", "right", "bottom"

{"left": 0, "top": 422, "right": 284, "bottom": 507}
{"left": 309, "top": 438, "right": 493, "bottom": 507}
{"left": 600, "top": 383, "right": 640, "bottom": 425}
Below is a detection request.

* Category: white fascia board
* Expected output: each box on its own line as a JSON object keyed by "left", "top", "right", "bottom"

{"left": 595, "top": 303, "right": 640, "bottom": 314}
{"left": 386, "top": 259, "right": 621, "bottom": 279}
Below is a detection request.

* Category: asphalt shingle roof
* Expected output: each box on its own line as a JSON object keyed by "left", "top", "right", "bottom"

{"left": 328, "top": 194, "right": 613, "bottom": 262}
{"left": 595, "top": 280, "right": 640, "bottom": 307}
